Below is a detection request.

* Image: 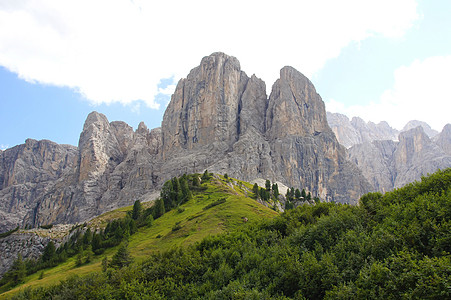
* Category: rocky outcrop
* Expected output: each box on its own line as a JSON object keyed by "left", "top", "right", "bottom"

{"left": 0, "top": 139, "right": 78, "bottom": 232}
{"left": 0, "top": 232, "right": 52, "bottom": 278}
{"left": 349, "top": 126, "right": 451, "bottom": 192}
{"left": 160, "top": 56, "right": 370, "bottom": 204}
{"left": 0, "top": 52, "right": 371, "bottom": 233}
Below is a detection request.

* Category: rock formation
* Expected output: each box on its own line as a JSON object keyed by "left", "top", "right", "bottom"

{"left": 0, "top": 52, "right": 371, "bottom": 233}
{"left": 402, "top": 120, "right": 439, "bottom": 138}
{"left": 327, "top": 112, "right": 399, "bottom": 148}
{"left": 348, "top": 126, "right": 451, "bottom": 192}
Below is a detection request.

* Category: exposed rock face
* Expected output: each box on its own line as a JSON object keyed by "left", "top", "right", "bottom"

{"left": 0, "top": 52, "right": 370, "bottom": 233}
{"left": 434, "top": 124, "right": 451, "bottom": 156}
{"left": 326, "top": 112, "right": 399, "bottom": 148}
{"left": 402, "top": 120, "right": 439, "bottom": 138}
{"left": 0, "top": 139, "right": 78, "bottom": 232}
{"left": 0, "top": 232, "right": 52, "bottom": 278}
{"left": 349, "top": 126, "right": 451, "bottom": 192}
{"left": 161, "top": 56, "right": 370, "bottom": 203}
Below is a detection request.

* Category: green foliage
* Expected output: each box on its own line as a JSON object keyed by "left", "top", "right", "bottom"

{"left": 265, "top": 179, "right": 271, "bottom": 191}
{"left": 272, "top": 183, "right": 279, "bottom": 198}
{"left": 203, "top": 198, "right": 226, "bottom": 210}
{"left": 6, "top": 169, "right": 451, "bottom": 299}
{"left": 295, "top": 188, "right": 301, "bottom": 200}
{"left": 39, "top": 224, "right": 53, "bottom": 230}
{"left": 252, "top": 183, "right": 259, "bottom": 197}
{"left": 109, "top": 243, "right": 133, "bottom": 269}
{"left": 0, "top": 226, "right": 19, "bottom": 239}
{"left": 153, "top": 198, "right": 165, "bottom": 219}
{"left": 1, "top": 254, "right": 26, "bottom": 287}
{"left": 132, "top": 200, "right": 143, "bottom": 220}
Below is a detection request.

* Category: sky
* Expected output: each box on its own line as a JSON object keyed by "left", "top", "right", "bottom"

{"left": 0, "top": 0, "right": 450, "bottom": 150}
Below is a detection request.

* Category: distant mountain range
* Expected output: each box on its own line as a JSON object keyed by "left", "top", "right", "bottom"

{"left": 327, "top": 112, "right": 451, "bottom": 192}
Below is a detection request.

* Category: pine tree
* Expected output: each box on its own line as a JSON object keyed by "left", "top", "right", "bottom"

{"left": 301, "top": 188, "right": 307, "bottom": 199}
{"left": 161, "top": 180, "right": 175, "bottom": 210}
{"left": 265, "top": 179, "right": 271, "bottom": 191}
{"left": 42, "top": 241, "right": 56, "bottom": 263}
{"left": 172, "top": 177, "right": 182, "bottom": 204}
{"left": 272, "top": 183, "right": 279, "bottom": 198}
{"left": 180, "top": 177, "right": 192, "bottom": 203}
{"left": 6, "top": 254, "right": 26, "bottom": 285}
{"left": 295, "top": 188, "right": 301, "bottom": 200}
{"left": 153, "top": 198, "right": 165, "bottom": 219}
{"left": 109, "top": 242, "right": 133, "bottom": 269}
{"left": 252, "top": 183, "right": 259, "bottom": 197}
{"left": 202, "top": 170, "right": 211, "bottom": 181}
{"left": 132, "top": 200, "right": 143, "bottom": 220}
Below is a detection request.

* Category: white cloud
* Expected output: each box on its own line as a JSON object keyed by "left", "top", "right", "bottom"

{"left": 0, "top": 0, "right": 419, "bottom": 108}
{"left": 326, "top": 56, "right": 451, "bottom": 131}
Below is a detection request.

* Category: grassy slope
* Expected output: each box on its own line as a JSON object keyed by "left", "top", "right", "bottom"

{"left": 2, "top": 175, "right": 277, "bottom": 297}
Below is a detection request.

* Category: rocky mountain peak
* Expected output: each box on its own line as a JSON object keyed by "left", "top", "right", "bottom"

{"left": 161, "top": 52, "right": 249, "bottom": 155}
{"left": 0, "top": 52, "right": 372, "bottom": 233}
{"left": 402, "top": 120, "right": 438, "bottom": 138}
{"left": 82, "top": 111, "right": 110, "bottom": 132}
{"left": 266, "top": 66, "right": 328, "bottom": 139}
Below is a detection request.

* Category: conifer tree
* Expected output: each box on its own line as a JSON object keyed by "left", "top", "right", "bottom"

{"left": 153, "top": 198, "right": 165, "bottom": 219}
{"left": 265, "top": 179, "right": 271, "bottom": 191}
{"left": 109, "top": 242, "right": 133, "bottom": 269}
{"left": 6, "top": 254, "right": 26, "bottom": 285}
{"left": 272, "top": 183, "right": 279, "bottom": 198}
{"left": 180, "top": 177, "right": 192, "bottom": 203}
{"left": 161, "top": 180, "right": 175, "bottom": 210}
{"left": 42, "top": 241, "right": 56, "bottom": 263}
{"left": 132, "top": 200, "right": 143, "bottom": 220}
{"left": 253, "top": 183, "right": 259, "bottom": 197}
{"left": 295, "top": 188, "right": 301, "bottom": 200}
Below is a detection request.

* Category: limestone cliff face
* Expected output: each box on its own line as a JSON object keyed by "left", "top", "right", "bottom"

{"left": 0, "top": 139, "right": 77, "bottom": 232}
{"left": 0, "top": 52, "right": 371, "bottom": 231}
{"left": 162, "top": 53, "right": 248, "bottom": 156}
{"left": 349, "top": 126, "right": 451, "bottom": 192}
{"left": 160, "top": 55, "right": 370, "bottom": 204}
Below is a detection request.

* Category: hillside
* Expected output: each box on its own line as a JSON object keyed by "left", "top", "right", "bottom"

{"left": 0, "top": 173, "right": 278, "bottom": 297}
{"left": 3, "top": 169, "right": 451, "bottom": 299}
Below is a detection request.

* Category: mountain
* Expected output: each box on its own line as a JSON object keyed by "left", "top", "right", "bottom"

{"left": 326, "top": 112, "right": 398, "bottom": 148}
{"left": 402, "top": 120, "right": 439, "bottom": 138}
{"left": 326, "top": 113, "right": 442, "bottom": 149}
{"left": 348, "top": 125, "right": 451, "bottom": 192}
{"left": 0, "top": 52, "right": 370, "bottom": 232}
{"left": 0, "top": 174, "right": 277, "bottom": 286}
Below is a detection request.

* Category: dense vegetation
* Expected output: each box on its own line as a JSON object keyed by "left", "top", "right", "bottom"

{"left": 4, "top": 169, "right": 451, "bottom": 299}
{"left": 0, "top": 173, "right": 207, "bottom": 292}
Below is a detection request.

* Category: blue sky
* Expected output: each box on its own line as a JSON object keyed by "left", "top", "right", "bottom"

{"left": 0, "top": 0, "right": 450, "bottom": 150}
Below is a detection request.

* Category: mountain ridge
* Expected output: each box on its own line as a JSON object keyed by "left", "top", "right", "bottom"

{"left": 0, "top": 52, "right": 370, "bottom": 232}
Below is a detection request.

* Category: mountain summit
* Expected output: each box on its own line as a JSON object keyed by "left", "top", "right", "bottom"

{"left": 0, "top": 52, "right": 370, "bottom": 231}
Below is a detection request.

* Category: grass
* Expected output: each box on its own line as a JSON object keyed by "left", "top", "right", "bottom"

{"left": 2, "top": 174, "right": 277, "bottom": 297}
